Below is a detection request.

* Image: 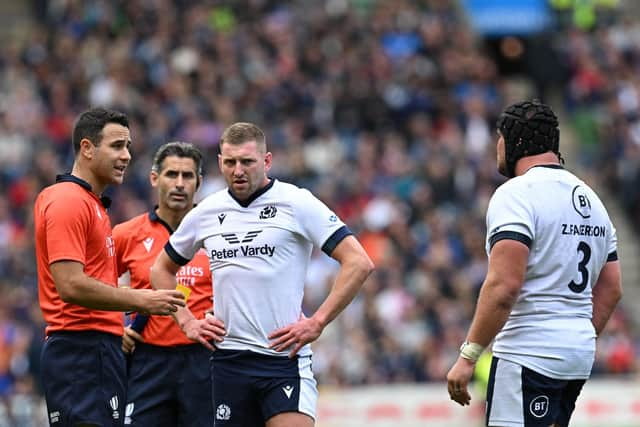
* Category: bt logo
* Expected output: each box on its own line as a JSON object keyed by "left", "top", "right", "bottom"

{"left": 529, "top": 395, "right": 549, "bottom": 418}
{"left": 572, "top": 185, "right": 591, "bottom": 218}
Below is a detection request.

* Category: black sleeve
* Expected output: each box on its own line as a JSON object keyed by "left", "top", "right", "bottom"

{"left": 321, "top": 226, "right": 353, "bottom": 256}
{"left": 489, "top": 231, "right": 532, "bottom": 252}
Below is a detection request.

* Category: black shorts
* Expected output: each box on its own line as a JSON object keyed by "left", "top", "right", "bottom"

{"left": 125, "top": 342, "right": 213, "bottom": 426}
{"left": 41, "top": 331, "right": 127, "bottom": 427}
{"left": 486, "top": 357, "right": 586, "bottom": 427}
{"left": 211, "top": 349, "right": 317, "bottom": 426}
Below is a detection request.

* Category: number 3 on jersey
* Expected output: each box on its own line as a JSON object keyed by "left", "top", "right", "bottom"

{"left": 568, "top": 241, "right": 591, "bottom": 293}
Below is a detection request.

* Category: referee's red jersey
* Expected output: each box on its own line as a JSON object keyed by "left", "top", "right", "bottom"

{"left": 113, "top": 210, "right": 213, "bottom": 346}
{"left": 34, "top": 175, "right": 123, "bottom": 336}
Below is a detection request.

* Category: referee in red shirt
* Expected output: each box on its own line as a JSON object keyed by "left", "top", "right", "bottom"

{"left": 34, "top": 108, "right": 186, "bottom": 427}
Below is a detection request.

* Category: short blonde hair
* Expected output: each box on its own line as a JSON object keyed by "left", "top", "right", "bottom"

{"left": 219, "top": 122, "right": 266, "bottom": 152}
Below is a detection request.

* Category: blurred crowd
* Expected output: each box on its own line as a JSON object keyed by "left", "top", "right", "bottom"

{"left": 0, "top": 0, "right": 637, "bottom": 424}
{"left": 558, "top": 5, "right": 640, "bottom": 377}
{"left": 561, "top": 9, "right": 640, "bottom": 229}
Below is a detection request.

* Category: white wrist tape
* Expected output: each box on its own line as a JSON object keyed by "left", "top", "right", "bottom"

{"left": 459, "top": 341, "right": 484, "bottom": 362}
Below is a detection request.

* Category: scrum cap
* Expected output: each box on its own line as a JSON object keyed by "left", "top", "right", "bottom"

{"left": 497, "top": 100, "right": 561, "bottom": 177}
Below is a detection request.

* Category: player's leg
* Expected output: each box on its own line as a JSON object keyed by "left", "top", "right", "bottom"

{"left": 486, "top": 356, "right": 525, "bottom": 426}
{"left": 176, "top": 345, "right": 214, "bottom": 427}
{"left": 211, "top": 349, "right": 262, "bottom": 427}
{"left": 520, "top": 365, "right": 583, "bottom": 427}
{"left": 486, "top": 357, "right": 568, "bottom": 427}
{"left": 260, "top": 355, "right": 317, "bottom": 427}
{"left": 124, "top": 343, "right": 177, "bottom": 426}
{"left": 552, "top": 378, "right": 586, "bottom": 427}
{"left": 41, "top": 332, "right": 126, "bottom": 427}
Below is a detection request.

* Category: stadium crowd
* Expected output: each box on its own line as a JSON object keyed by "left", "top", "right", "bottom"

{"left": 559, "top": 6, "right": 640, "bottom": 376}
{"left": 0, "top": 0, "right": 637, "bottom": 425}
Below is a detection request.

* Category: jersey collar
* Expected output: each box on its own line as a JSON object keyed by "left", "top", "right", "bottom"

{"left": 528, "top": 164, "right": 564, "bottom": 172}
{"left": 55, "top": 173, "right": 112, "bottom": 208}
{"left": 148, "top": 204, "right": 198, "bottom": 234}
{"left": 228, "top": 178, "right": 275, "bottom": 208}
{"left": 148, "top": 207, "right": 174, "bottom": 234}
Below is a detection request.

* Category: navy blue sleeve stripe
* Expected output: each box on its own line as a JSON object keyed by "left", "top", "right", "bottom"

{"left": 164, "top": 241, "right": 191, "bottom": 266}
{"left": 321, "top": 226, "right": 353, "bottom": 256}
{"left": 607, "top": 251, "right": 618, "bottom": 262}
{"left": 489, "top": 231, "right": 532, "bottom": 251}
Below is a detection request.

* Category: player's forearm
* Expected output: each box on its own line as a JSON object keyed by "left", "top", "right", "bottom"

{"left": 312, "top": 256, "right": 373, "bottom": 328}
{"left": 592, "top": 298, "right": 620, "bottom": 336}
{"left": 150, "top": 265, "right": 178, "bottom": 291}
{"left": 465, "top": 240, "right": 526, "bottom": 350}
{"left": 591, "top": 261, "right": 622, "bottom": 335}
{"left": 466, "top": 277, "right": 519, "bottom": 347}
{"left": 172, "top": 306, "right": 197, "bottom": 331}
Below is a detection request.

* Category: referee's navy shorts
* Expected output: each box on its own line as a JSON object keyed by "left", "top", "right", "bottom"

{"left": 211, "top": 349, "right": 317, "bottom": 426}
{"left": 486, "top": 357, "right": 586, "bottom": 427}
{"left": 41, "top": 331, "right": 127, "bottom": 427}
{"left": 124, "top": 342, "right": 213, "bottom": 426}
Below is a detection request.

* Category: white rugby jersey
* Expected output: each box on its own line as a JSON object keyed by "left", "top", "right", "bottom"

{"left": 486, "top": 165, "right": 617, "bottom": 379}
{"left": 166, "top": 179, "right": 350, "bottom": 356}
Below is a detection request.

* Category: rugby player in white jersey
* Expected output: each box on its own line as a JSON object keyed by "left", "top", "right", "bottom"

{"left": 446, "top": 100, "right": 622, "bottom": 427}
{"left": 150, "top": 122, "right": 374, "bottom": 427}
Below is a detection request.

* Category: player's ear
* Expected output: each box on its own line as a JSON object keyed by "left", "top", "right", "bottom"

{"left": 264, "top": 151, "right": 272, "bottom": 172}
{"left": 196, "top": 174, "right": 203, "bottom": 190}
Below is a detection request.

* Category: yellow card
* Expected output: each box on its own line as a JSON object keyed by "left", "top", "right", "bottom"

{"left": 176, "top": 284, "right": 192, "bottom": 302}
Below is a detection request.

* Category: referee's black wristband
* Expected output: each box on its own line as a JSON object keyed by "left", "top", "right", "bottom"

{"left": 130, "top": 314, "right": 149, "bottom": 333}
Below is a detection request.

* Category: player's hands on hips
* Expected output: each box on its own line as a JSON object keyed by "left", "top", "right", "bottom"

{"left": 446, "top": 357, "right": 475, "bottom": 406}
{"left": 136, "top": 289, "right": 186, "bottom": 315}
{"left": 182, "top": 314, "right": 226, "bottom": 352}
{"left": 122, "top": 326, "right": 144, "bottom": 354}
{"left": 268, "top": 313, "right": 322, "bottom": 358}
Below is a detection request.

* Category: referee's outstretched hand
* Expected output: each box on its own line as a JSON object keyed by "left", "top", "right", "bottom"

{"left": 136, "top": 289, "right": 186, "bottom": 316}
{"left": 268, "top": 313, "right": 322, "bottom": 358}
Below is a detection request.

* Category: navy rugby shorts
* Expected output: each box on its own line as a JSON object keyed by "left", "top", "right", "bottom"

{"left": 41, "top": 331, "right": 127, "bottom": 427}
{"left": 124, "top": 342, "right": 213, "bottom": 426}
{"left": 211, "top": 349, "right": 317, "bottom": 426}
{"left": 486, "top": 357, "right": 586, "bottom": 427}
